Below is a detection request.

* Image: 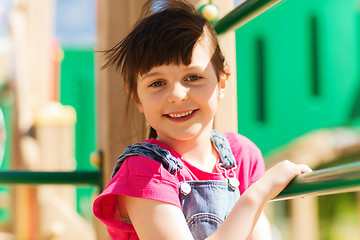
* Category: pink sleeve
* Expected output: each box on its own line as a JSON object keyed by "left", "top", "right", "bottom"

{"left": 224, "top": 132, "right": 265, "bottom": 194}
{"left": 93, "top": 155, "right": 181, "bottom": 223}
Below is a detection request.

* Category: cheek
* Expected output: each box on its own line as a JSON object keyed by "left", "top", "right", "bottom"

{"left": 203, "top": 85, "right": 220, "bottom": 102}
{"left": 192, "top": 86, "right": 219, "bottom": 112}
{"left": 142, "top": 102, "right": 163, "bottom": 126}
{"left": 138, "top": 94, "right": 161, "bottom": 116}
{"left": 209, "top": 94, "right": 220, "bottom": 111}
{"left": 207, "top": 87, "right": 221, "bottom": 111}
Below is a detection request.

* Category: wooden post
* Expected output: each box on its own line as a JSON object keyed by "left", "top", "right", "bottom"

{"left": 190, "top": 0, "right": 238, "bottom": 133}
{"left": 357, "top": 192, "right": 360, "bottom": 237}
{"left": 290, "top": 197, "right": 319, "bottom": 240}
{"left": 212, "top": 0, "right": 238, "bottom": 133}
{"left": 35, "top": 102, "right": 78, "bottom": 238}
{"left": 96, "top": 0, "right": 148, "bottom": 183}
{"left": 95, "top": 1, "right": 147, "bottom": 238}
{"left": 11, "top": 0, "right": 55, "bottom": 239}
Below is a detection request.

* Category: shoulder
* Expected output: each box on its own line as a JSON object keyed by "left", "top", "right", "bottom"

{"left": 93, "top": 154, "right": 182, "bottom": 225}
{"left": 223, "top": 132, "right": 262, "bottom": 157}
{"left": 223, "top": 132, "right": 265, "bottom": 189}
{"left": 119, "top": 154, "right": 166, "bottom": 177}
{"left": 114, "top": 152, "right": 180, "bottom": 194}
{"left": 113, "top": 138, "right": 181, "bottom": 176}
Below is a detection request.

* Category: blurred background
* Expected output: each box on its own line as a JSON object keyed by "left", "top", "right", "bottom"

{"left": 0, "top": 0, "right": 97, "bottom": 239}
{"left": 0, "top": 0, "right": 359, "bottom": 239}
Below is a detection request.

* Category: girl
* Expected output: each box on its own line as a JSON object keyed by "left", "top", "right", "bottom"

{"left": 93, "top": 1, "right": 312, "bottom": 239}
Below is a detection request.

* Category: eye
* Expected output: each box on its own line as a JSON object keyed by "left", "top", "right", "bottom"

{"left": 149, "top": 80, "right": 165, "bottom": 87}
{"left": 185, "top": 75, "right": 201, "bottom": 82}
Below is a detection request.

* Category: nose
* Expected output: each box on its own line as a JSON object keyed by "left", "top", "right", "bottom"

{"left": 167, "top": 82, "right": 189, "bottom": 103}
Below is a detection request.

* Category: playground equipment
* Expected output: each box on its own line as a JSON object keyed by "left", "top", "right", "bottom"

{"left": 1, "top": 0, "right": 360, "bottom": 239}
{"left": 213, "top": 0, "right": 282, "bottom": 34}
{"left": 276, "top": 161, "right": 360, "bottom": 200}
{"left": 0, "top": 170, "right": 102, "bottom": 186}
{"left": 0, "top": 1, "right": 98, "bottom": 239}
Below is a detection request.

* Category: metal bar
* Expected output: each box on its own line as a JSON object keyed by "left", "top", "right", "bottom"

{"left": 213, "top": 0, "right": 282, "bottom": 35}
{"left": 3, "top": 161, "right": 360, "bottom": 201}
{"left": 0, "top": 170, "right": 102, "bottom": 187}
{"left": 274, "top": 161, "right": 360, "bottom": 201}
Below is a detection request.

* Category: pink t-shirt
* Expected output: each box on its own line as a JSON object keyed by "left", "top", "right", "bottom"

{"left": 93, "top": 132, "right": 265, "bottom": 240}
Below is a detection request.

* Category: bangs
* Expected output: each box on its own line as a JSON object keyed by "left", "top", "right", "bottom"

{"left": 129, "top": 9, "right": 205, "bottom": 77}
{"left": 135, "top": 32, "right": 197, "bottom": 76}
{"left": 103, "top": 5, "right": 206, "bottom": 80}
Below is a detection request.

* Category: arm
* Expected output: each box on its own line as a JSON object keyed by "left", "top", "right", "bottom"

{"left": 118, "top": 195, "right": 194, "bottom": 240}
{"left": 250, "top": 212, "right": 272, "bottom": 240}
{"left": 120, "top": 160, "right": 311, "bottom": 240}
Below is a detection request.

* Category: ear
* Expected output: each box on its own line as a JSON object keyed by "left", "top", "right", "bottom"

{"left": 125, "top": 83, "right": 144, "bottom": 113}
{"left": 134, "top": 98, "right": 144, "bottom": 113}
{"left": 218, "top": 66, "right": 230, "bottom": 99}
{"left": 132, "top": 94, "right": 144, "bottom": 113}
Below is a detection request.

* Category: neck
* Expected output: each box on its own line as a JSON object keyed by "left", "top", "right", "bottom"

{"left": 159, "top": 129, "right": 218, "bottom": 172}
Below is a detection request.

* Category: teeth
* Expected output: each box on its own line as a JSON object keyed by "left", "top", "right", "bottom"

{"left": 168, "top": 110, "right": 193, "bottom": 118}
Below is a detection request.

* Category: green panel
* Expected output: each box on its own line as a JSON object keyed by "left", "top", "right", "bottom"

{"left": 235, "top": 0, "right": 360, "bottom": 156}
{"left": 0, "top": 103, "right": 14, "bottom": 225}
{"left": 60, "top": 48, "right": 97, "bottom": 170}
{"left": 59, "top": 48, "right": 97, "bottom": 220}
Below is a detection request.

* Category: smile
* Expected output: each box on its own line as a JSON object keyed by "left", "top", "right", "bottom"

{"left": 167, "top": 110, "right": 194, "bottom": 118}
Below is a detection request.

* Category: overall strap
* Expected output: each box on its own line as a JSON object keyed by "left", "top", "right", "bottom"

{"left": 210, "top": 130, "right": 236, "bottom": 169}
{"left": 111, "top": 130, "right": 236, "bottom": 178}
{"left": 111, "top": 142, "right": 181, "bottom": 178}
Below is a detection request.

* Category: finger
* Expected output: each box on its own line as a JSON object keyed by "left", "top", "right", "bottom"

{"left": 296, "top": 164, "right": 313, "bottom": 174}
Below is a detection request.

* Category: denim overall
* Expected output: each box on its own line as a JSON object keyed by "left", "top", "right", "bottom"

{"left": 112, "top": 130, "right": 240, "bottom": 240}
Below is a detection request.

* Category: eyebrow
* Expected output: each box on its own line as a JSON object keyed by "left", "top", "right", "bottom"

{"left": 140, "top": 65, "right": 208, "bottom": 81}
{"left": 185, "top": 65, "right": 209, "bottom": 75}
{"left": 140, "top": 72, "right": 162, "bottom": 81}
{"left": 187, "top": 66, "right": 207, "bottom": 71}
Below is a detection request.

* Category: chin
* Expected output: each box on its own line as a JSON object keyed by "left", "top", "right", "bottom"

{"left": 170, "top": 127, "right": 207, "bottom": 141}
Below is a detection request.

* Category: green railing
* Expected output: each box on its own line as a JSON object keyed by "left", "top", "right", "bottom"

{"left": 1, "top": 160, "right": 359, "bottom": 201}
{"left": 213, "top": 0, "right": 282, "bottom": 35}
{"left": 274, "top": 161, "right": 360, "bottom": 200}
{"left": 0, "top": 170, "right": 102, "bottom": 188}
{"left": 0, "top": 153, "right": 103, "bottom": 191}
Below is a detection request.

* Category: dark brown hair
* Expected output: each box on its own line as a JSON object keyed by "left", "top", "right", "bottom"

{"left": 102, "top": 0, "right": 228, "bottom": 138}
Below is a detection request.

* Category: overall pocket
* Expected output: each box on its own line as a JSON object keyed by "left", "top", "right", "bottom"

{"left": 187, "top": 213, "right": 223, "bottom": 240}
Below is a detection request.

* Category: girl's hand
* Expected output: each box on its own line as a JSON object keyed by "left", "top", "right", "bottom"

{"left": 206, "top": 160, "right": 312, "bottom": 240}
{"left": 256, "top": 160, "right": 312, "bottom": 201}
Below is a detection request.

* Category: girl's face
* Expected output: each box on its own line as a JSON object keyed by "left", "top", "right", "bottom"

{"left": 135, "top": 38, "right": 228, "bottom": 144}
